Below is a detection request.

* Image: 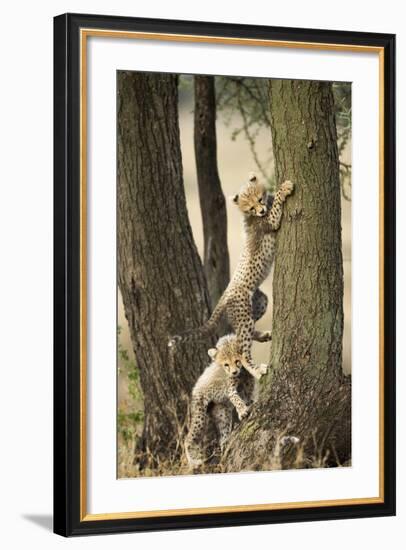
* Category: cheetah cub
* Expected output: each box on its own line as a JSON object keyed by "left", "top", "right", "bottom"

{"left": 170, "top": 174, "right": 294, "bottom": 380}
{"left": 185, "top": 334, "right": 256, "bottom": 468}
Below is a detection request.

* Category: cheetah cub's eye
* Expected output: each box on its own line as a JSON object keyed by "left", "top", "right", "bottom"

{"left": 250, "top": 207, "right": 255, "bottom": 213}
{"left": 224, "top": 363, "right": 229, "bottom": 368}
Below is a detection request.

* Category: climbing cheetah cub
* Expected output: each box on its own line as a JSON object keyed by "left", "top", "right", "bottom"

{"left": 185, "top": 334, "right": 256, "bottom": 468}
{"left": 170, "top": 173, "right": 294, "bottom": 380}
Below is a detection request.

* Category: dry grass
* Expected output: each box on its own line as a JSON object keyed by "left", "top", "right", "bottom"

{"left": 118, "top": 444, "right": 347, "bottom": 480}
{"left": 118, "top": 421, "right": 348, "bottom": 479}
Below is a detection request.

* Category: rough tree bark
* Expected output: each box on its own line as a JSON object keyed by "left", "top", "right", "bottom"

{"left": 223, "top": 80, "right": 351, "bottom": 472}
{"left": 194, "top": 76, "right": 230, "bottom": 308}
{"left": 117, "top": 72, "right": 212, "bottom": 464}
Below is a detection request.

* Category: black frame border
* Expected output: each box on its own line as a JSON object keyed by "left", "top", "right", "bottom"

{"left": 54, "top": 12, "right": 396, "bottom": 537}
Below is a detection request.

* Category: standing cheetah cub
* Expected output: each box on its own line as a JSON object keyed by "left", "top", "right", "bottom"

{"left": 170, "top": 174, "right": 294, "bottom": 380}
{"left": 185, "top": 334, "right": 256, "bottom": 468}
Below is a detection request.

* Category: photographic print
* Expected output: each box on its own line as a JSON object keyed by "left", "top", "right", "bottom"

{"left": 117, "top": 72, "right": 352, "bottom": 479}
{"left": 54, "top": 14, "right": 395, "bottom": 534}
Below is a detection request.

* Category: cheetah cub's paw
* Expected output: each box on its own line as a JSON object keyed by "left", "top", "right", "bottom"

{"left": 258, "top": 330, "right": 272, "bottom": 342}
{"left": 280, "top": 180, "right": 295, "bottom": 199}
{"left": 249, "top": 363, "right": 269, "bottom": 380}
{"left": 258, "top": 363, "right": 269, "bottom": 376}
{"left": 238, "top": 405, "right": 250, "bottom": 421}
{"left": 185, "top": 444, "right": 204, "bottom": 468}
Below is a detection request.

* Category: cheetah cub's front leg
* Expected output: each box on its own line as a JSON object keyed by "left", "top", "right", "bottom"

{"left": 243, "top": 360, "right": 268, "bottom": 380}
{"left": 280, "top": 179, "right": 294, "bottom": 197}
{"left": 227, "top": 380, "right": 250, "bottom": 420}
{"left": 266, "top": 179, "right": 295, "bottom": 231}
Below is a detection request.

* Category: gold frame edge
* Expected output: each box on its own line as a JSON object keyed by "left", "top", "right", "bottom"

{"left": 79, "top": 27, "right": 385, "bottom": 522}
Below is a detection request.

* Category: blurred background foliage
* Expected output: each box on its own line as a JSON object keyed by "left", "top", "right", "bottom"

{"left": 117, "top": 326, "right": 143, "bottom": 461}
{"left": 214, "top": 77, "right": 351, "bottom": 198}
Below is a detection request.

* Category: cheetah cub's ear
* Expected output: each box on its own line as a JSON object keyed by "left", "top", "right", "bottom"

{"left": 208, "top": 348, "right": 217, "bottom": 359}
{"left": 248, "top": 172, "right": 257, "bottom": 183}
{"left": 230, "top": 194, "right": 239, "bottom": 204}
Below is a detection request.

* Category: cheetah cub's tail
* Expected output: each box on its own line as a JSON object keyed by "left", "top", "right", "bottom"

{"left": 168, "top": 294, "right": 227, "bottom": 348}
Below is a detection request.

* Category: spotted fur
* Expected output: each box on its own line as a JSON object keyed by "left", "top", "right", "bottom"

{"left": 170, "top": 174, "right": 294, "bottom": 380}
{"left": 185, "top": 334, "right": 256, "bottom": 468}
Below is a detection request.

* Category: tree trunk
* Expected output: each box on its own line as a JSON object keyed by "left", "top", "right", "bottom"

{"left": 223, "top": 80, "right": 350, "bottom": 472}
{"left": 117, "top": 71, "right": 212, "bottom": 464}
{"left": 194, "top": 76, "right": 230, "bottom": 308}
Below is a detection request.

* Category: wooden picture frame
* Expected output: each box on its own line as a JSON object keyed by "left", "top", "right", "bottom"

{"left": 54, "top": 12, "right": 396, "bottom": 536}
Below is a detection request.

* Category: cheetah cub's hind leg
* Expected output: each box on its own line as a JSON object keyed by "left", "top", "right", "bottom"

{"left": 185, "top": 394, "right": 207, "bottom": 469}
{"left": 227, "top": 293, "right": 268, "bottom": 380}
{"left": 210, "top": 403, "right": 233, "bottom": 453}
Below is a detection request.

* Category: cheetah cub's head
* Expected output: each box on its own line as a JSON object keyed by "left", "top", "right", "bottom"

{"left": 232, "top": 173, "right": 267, "bottom": 218}
{"left": 208, "top": 334, "right": 243, "bottom": 378}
